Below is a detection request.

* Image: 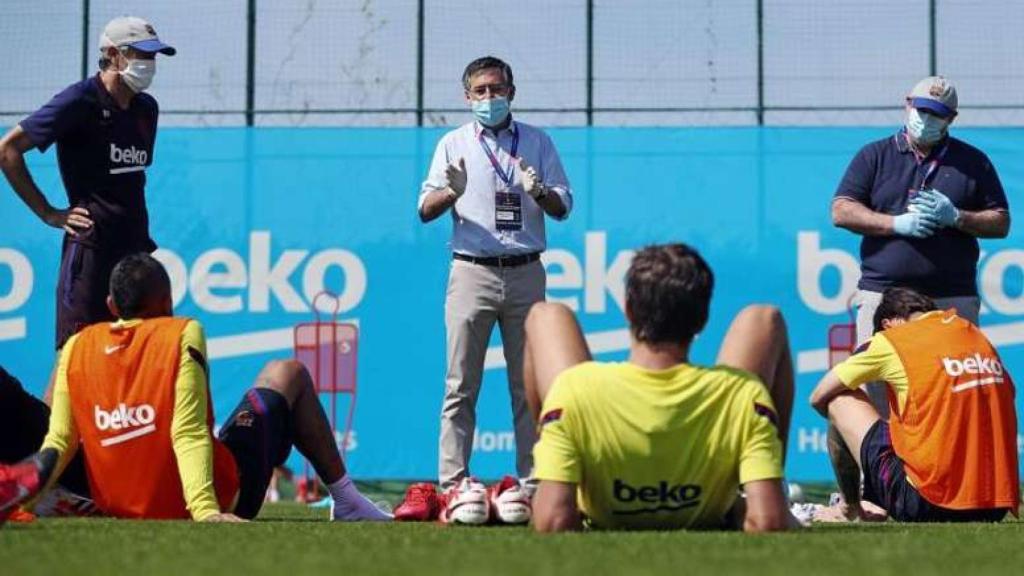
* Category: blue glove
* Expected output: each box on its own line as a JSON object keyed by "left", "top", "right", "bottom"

{"left": 892, "top": 212, "right": 939, "bottom": 238}
{"left": 910, "top": 189, "right": 959, "bottom": 227}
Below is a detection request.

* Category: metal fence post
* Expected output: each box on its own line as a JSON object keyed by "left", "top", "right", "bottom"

{"left": 246, "top": 0, "right": 257, "bottom": 127}
{"left": 756, "top": 0, "right": 765, "bottom": 125}
{"left": 586, "top": 0, "right": 594, "bottom": 126}
{"left": 929, "top": 0, "right": 937, "bottom": 75}
{"left": 417, "top": 0, "right": 425, "bottom": 126}
{"left": 81, "top": 0, "right": 90, "bottom": 80}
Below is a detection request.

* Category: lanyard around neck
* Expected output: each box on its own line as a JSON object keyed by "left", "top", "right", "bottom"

{"left": 477, "top": 123, "right": 519, "bottom": 187}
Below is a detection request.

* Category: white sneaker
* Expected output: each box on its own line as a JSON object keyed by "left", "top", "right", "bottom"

{"left": 488, "top": 476, "right": 531, "bottom": 525}
{"left": 789, "top": 502, "right": 824, "bottom": 527}
{"left": 439, "top": 477, "right": 489, "bottom": 525}
{"left": 33, "top": 486, "right": 101, "bottom": 518}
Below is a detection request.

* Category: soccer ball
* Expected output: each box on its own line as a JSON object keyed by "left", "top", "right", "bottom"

{"left": 787, "top": 482, "right": 805, "bottom": 503}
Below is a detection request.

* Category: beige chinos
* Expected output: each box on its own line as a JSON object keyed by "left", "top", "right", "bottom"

{"left": 439, "top": 258, "right": 545, "bottom": 489}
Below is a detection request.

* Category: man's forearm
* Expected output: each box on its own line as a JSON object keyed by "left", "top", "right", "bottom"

{"left": 419, "top": 188, "right": 458, "bottom": 222}
{"left": 536, "top": 188, "right": 567, "bottom": 219}
{"left": 831, "top": 198, "right": 893, "bottom": 236}
{"left": 827, "top": 424, "right": 861, "bottom": 508}
{"left": 172, "top": 436, "right": 221, "bottom": 521}
{"left": 532, "top": 480, "right": 583, "bottom": 533}
{"left": 0, "top": 144, "right": 51, "bottom": 221}
{"left": 957, "top": 209, "right": 1010, "bottom": 238}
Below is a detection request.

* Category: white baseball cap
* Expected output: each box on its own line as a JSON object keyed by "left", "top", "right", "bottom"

{"left": 908, "top": 76, "right": 957, "bottom": 118}
{"left": 99, "top": 16, "right": 176, "bottom": 56}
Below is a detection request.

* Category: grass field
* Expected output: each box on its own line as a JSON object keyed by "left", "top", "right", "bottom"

{"left": 2, "top": 483, "right": 1023, "bottom": 576}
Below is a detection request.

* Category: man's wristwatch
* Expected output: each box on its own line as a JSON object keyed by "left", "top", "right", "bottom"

{"left": 534, "top": 184, "right": 549, "bottom": 201}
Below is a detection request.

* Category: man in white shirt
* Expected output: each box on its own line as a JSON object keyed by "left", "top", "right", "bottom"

{"left": 418, "top": 56, "right": 573, "bottom": 497}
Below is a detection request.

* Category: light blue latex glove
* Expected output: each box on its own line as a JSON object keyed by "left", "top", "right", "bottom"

{"left": 910, "top": 189, "right": 960, "bottom": 227}
{"left": 892, "top": 212, "right": 939, "bottom": 238}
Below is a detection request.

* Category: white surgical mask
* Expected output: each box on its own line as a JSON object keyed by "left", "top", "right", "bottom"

{"left": 472, "top": 97, "right": 510, "bottom": 127}
{"left": 120, "top": 58, "right": 156, "bottom": 93}
{"left": 906, "top": 108, "right": 947, "bottom": 145}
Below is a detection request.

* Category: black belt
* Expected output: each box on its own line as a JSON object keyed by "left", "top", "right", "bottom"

{"left": 453, "top": 252, "right": 541, "bottom": 268}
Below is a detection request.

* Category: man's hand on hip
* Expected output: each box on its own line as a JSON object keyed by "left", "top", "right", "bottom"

{"left": 445, "top": 158, "right": 467, "bottom": 198}
{"left": 892, "top": 211, "right": 939, "bottom": 238}
{"left": 44, "top": 206, "right": 93, "bottom": 237}
{"left": 910, "top": 189, "right": 959, "bottom": 227}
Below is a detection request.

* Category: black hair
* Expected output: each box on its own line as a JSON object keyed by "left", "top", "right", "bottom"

{"left": 873, "top": 287, "right": 937, "bottom": 332}
{"left": 625, "top": 244, "right": 714, "bottom": 345}
{"left": 109, "top": 253, "right": 171, "bottom": 318}
{"left": 462, "top": 56, "right": 514, "bottom": 90}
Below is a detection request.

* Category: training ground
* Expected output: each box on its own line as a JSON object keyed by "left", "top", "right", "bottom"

{"left": 2, "top": 482, "right": 1023, "bottom": 576}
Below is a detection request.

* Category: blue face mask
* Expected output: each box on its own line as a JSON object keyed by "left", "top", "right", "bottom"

{"left": 472, "top": 97, "right": 510, "bottom": 127}
{"left": 906, "top": 108, "right": 948, "bottom": 145}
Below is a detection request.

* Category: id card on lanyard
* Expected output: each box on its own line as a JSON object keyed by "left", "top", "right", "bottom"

{"left": 904, "top": 130, "right": 949, "bottom": 202}
{"left": 479, "top": 124, "right": 522, "bottom": 231}
{"left": 918, "top": 143, "right": 948, "bottom": 191}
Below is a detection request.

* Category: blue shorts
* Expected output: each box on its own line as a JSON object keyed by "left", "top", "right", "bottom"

{"left": 860, "top": 420, "right": 1008, "bottom": 523}
{"left": 218, "top": 388, "right": 293, "bottom": 519}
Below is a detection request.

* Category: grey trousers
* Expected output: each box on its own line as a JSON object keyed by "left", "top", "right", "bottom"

{"left": 438, "top": 258, "right": 545, "bottom": 489}
{"left": 854, "top": 289, "right": 980, "bottom": 418}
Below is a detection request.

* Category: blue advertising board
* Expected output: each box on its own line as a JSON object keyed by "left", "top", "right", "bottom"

{"left": 2, "top": 126, "right": 1022, "bottom": 480}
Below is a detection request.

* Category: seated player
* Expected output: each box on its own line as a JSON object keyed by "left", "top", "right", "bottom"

{"left": 0, "top": 253, "right": 391, "bottom": 523}
{"left": 810, "top": 287, "right": 1019, "bottom": 522}
{"left": 525, "top": 243, "right": 795, "bottom": 532}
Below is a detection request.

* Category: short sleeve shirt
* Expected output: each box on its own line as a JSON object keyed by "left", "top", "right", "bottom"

{"left": 20, "top": 75, "right": 159, "bottom": 251}
{"left": 418, "top": 120, "right": 573, "bottom": 257}
{"left": 833, "top": 132, "right": 1008, "bottom": 297}
{"left": 533, "top": 361, "right": 783, "bottom": 530}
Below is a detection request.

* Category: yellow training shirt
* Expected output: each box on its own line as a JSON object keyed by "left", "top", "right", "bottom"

{"left": 830, "top": 313, "right": 952, "bottom": 414}
{"left": 533, "top": 361, "right": 784, "bottom": 530}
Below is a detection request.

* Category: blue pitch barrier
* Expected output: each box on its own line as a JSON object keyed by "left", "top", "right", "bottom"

{"left": 2, "top": 126, "right": 1022, "bottom": 481}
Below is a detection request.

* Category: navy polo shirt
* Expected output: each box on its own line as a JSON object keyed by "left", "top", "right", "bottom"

{"left": 20, "top": 75, "right": 159, "bottom": 252}
{"left": 834, "top": 131, "right": 1008, "bottom": 298}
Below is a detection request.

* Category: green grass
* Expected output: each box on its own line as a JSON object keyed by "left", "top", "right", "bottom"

{"left": 2, "top": 484, "right": 1023, "bottom": 576}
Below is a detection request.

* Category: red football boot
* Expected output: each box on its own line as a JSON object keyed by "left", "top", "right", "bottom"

{"left": 394, "top": 482, "right": 441, "bottom": 522}
{"left": 0, "top": 461, "right": 42, "bottom": 526}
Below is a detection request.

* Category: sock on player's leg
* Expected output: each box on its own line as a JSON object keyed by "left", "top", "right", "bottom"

{"left": 328, "top": 475, "right": 392, "bottom": 521}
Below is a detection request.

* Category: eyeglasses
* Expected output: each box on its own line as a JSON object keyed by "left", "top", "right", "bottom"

{"left": 468, "top": 83, "right": 511, "bottom": 98}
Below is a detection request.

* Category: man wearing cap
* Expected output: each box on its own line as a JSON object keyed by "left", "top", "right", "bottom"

{"left": 832, "top": 76, "right": 1010, "bottom": 407}
{"left": 417, "top": 56, "right": 573, "bottom": 498}
{"left": 827, "top": 77, "right": 1011, "bottom": 513}
{"left": 0, "top": 16, "right": 176, "bottom": 352}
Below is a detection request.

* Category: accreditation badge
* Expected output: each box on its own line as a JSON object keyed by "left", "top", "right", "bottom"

{"left": 495, "top": 191, "right": 523, "bottom": 231}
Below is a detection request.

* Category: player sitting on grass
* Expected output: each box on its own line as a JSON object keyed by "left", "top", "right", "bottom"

{"left": 524, "top": 243, "right": 795, "bottom": 532}
{"left": 0, "top": 253, "right": 390, "bottom": 523}
{"left": 810, "top": 287, "right": 1019, "bottom": 522}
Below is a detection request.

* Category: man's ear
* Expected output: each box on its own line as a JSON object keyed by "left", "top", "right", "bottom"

{"left": 508, "top": 85, "right": 516, "bottom": 103}
{"left": 106, "top": 295, "right": 119, "bottom": 318}
{"left": 880, "top": 318, "right": 903, "bottom": 330}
